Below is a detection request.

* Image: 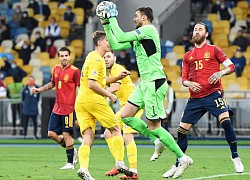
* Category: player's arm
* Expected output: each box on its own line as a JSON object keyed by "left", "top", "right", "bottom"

{"left": 88, "top": 79, "right": 117, "bottom": 102}
{"left": 107, "top": 82, "right": 120, "bottom": 94}
{"left": 103, "top": 22, "right": 131, "bottom": 50}
{"left": 106, "top": 70, "right": 130, "bottom": 85}
{"left": 208, "top": 59, "right": 235, "bottom": 84}
{"left": 182, "top": 56, "right": 202, "bottom": 92}
{"left": 31, "top": 82, "right": 55, "bottom": 94}
{"left": 208, "top": 47, "right": 235, "bottom": 84}
{"left": 108, "top": 17, "right": 146, "bottom": 43}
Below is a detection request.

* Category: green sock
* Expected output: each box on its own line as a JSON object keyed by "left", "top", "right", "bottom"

{"left": 122, "top": 117, "right": 156, "bottom": 141}
{"left": 151, "top": 127, "right": 184, "bottom": 158}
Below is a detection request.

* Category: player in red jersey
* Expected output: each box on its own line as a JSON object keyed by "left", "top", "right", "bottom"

{"left": 163, "top": 22, "right": 244, "bottom": 178}
{"left": 32, "top": 47, "right": 80, "bottom": 170}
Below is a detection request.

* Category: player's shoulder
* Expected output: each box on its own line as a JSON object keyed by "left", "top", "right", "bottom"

{"left": 135, "top": 24, "right": 155, "bottom": 35}
{"left": 184, "top": 48, "right": 194, "bottom": 57}
{"left": 70, "top": 65, "right": 78, "bottom": 70}
{"left": 86, "top": 51, "right": 103, "bottom": 63}
{"left": 53, "top": 64, "right": 61, "bottom": 69}
{"left": 113, "top": 63, "right": 125, "bottom": 70}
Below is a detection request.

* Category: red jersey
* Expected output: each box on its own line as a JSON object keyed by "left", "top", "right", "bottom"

{"left": 182, "top": 43, "right": 228, "bottom": 98}
{"left": 51, "top": 64, "right": 80, "bottom": 115}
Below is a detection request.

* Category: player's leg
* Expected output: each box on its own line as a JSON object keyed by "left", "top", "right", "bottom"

{"left": 75, "top": 102, "right": 95, "bottom": 179}
{"left": 219, "top": 115, "right": 243, "bottom": 173}
{"left": 121, "top": 85, "right": 165, "bottom": 161}
{"left": 77, "top": 128, "right": 95, "bottom": 179}
{"left": 163, "top": 98, "right": 206, "bottom": 178}
{"left": 92, "top": 102, "right": 133, "bottom": 177}
{"left": 104, "top": 109, "right": 124, "bottom": 162}
{"left": 121, "top": 85, "right": 158, "bottom": 142}
{"left": 104, "top": 129, "right": 115, "bottom": 159}
{"left": 120, "top": 125, "right": 139, "bottom": 180}
{"left": 47, "top": 113, "right": 66, "bottom": 147}
{"left": 206, "top": 92, "right": 244, "bottom": 173}
{"left": 60, "top": 112, "right": 78, "bottom": 169}
{"left": 139, "top": 80, "right": 192, "bottom": 178}
{"left": 104, "top": 128, "right": 119, "bottom": 177}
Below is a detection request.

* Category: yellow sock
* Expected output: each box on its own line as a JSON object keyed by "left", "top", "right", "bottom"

{"left": 78, "top": 145, "right": 90, "bottom": 169}
{"left": 106, "top": 137, "right": 116, "bottom": 159}
{"left": 112, "top": 135, "right": 124, "bottom": 161}
{"left": 126, "top": 140, "right": 137, "bottom": 169}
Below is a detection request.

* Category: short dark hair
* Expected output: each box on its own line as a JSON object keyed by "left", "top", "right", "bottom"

{"left": 195, "top": 22, "right": 208, "bottom": 33}
{"left": 92, "top": 30, "right": 106, "bottom": 47}
{"left": 136, "top": 7, "right": 154, "bottom": 22}
{"left": 58, "top": 47, "right": 71, "bottom": 57}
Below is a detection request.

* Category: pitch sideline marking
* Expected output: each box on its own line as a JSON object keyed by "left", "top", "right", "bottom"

{"left": 184, "top": 172, "right": 250, "bottom": 180}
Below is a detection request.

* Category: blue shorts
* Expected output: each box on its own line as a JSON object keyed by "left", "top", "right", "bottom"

{"left": 181, "top": 91, "right": 233, "bottom": 125}
{"left": 48, "top": 112, "right": 76, "bottom": 135}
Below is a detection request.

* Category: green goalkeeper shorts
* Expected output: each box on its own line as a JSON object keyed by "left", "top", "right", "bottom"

{"left": 128, "top": 79, "right": 168, "bottom": 120}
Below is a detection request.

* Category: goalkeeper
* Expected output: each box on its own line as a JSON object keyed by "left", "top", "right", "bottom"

{"left": 99, "top": 5, "right": 192, "bottom": 178}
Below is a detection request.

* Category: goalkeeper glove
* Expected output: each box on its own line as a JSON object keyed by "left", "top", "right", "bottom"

{"left": 106, "top": 2, "right": 118, "bottom": 18}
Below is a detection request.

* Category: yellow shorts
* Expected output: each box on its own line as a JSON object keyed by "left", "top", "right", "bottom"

{"left": 116, "top": 107, "right": 144, "bottom": 134}
{"left": 75, "top": 101, "right": 117, "bottom": 134}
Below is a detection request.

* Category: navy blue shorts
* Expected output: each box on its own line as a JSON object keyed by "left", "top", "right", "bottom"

{"left": 181, "top": 91, "right": 233, "bottom": 125}
{"left": 48, "top": 111, "right": 76, "bottom": 135}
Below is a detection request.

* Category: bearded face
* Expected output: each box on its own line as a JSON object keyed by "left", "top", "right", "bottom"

{"left": 192, "top": 33, "right": 206, "bottom": 45}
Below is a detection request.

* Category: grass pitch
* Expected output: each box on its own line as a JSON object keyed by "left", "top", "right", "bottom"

{"left": 0, "top": 139, "right": 249, "bottom": 180}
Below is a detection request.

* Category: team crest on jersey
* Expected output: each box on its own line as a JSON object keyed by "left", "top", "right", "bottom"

{"left": 189, "top": 56, "right": 193, "bottom": 60}
{"left": 204, "top": 51, "right": 210, "bottom": 61}
{"left": 64, "top": 73, "right": 69, "bottom": 82}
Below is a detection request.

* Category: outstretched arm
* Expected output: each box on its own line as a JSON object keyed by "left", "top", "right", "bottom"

{"left": 106, "top": 70, "right": 130, "bottom": 85}
{"left": 31, "top": 82, "right": 55, "bottom": 94}
{"left": 109, "top": 17, "right": 145, "bottom": 43}
{"left": 103, "top": 22, "right": 131, "bottom": 50}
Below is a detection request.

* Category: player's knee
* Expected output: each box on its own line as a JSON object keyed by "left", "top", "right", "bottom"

{"left": 47, "top": 131, "right": 56, "bottom": 138}
{"left": 220, "top": 117, "right": 232, "bottom": 129}
{"left": 120, "top": 113, "right": 127, "bottom": 119}
{"left": 103, "top": 129, "right": 111, "bottom": 139}
{"left": 108, "top": 125, "right": 121, "bottom": 135}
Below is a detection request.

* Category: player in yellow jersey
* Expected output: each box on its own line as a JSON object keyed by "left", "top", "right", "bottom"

{"left": 103, "top": 51, "right": 143, "bottom": 180}
{"left": 75, "top": 31, "right": 133, "bottom": 180}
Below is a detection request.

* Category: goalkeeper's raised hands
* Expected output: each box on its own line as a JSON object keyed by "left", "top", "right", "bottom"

{"left": 96, "top": 1, "right": 118, "bottom": 19}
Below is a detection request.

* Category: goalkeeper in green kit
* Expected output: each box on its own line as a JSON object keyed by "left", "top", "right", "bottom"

{"left": 98, "top": 2, "right": 192, "bottom": 179}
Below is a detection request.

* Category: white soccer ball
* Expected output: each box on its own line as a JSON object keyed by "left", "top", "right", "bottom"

{"left": 96, "top": 1, "right": 113, "bottom": 19}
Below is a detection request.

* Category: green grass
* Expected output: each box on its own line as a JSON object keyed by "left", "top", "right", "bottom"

{"left": 0, "top": 138, "right": 250, "bottom": 146}
{"left": 0, "top": 139, "right": 249, "bottom": 179}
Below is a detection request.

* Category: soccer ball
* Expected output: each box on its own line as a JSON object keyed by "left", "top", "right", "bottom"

{"left": 96, "top": 1, "right": 116, "bottom": 19}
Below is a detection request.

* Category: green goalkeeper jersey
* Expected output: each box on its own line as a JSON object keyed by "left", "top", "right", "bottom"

{"left": 104, "top": 17, "right": 166, "bottom": 82}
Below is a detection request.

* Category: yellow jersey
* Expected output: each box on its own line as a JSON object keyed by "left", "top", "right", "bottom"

{"left": 108, "top": 63, "right": 134, "bottom": 106}
{"left": 76, "top": 51, "right": 106, "bottom": 104}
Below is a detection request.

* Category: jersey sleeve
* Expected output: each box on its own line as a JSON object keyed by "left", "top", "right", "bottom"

{"left": 214, "top": 46, "right": 228, "bottom": 63}
{"left": 103, "top": 23, "right": 132, "bottom": 50}
{"left": 74, "top": 68, "right": 81, "bottom": 86}
{"left": 51, "top": 66, "right": 56, "bottom": 83}
{"left": 182, "top": 54, "right": 189, "bottom": 83}
{"left": 87, "top": 59, "right": 102, "bottom": 80}
{"left": 109, "top": 17, "right": 146, "bottom": 43}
